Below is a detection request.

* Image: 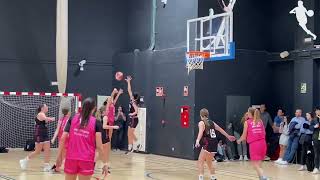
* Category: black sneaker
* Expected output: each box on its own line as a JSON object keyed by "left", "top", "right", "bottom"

{"left": 125, "top": 148, "right": 134, "bottom": 154}
{"left": 136, "top": 144, "right": 141, "bottom": 151}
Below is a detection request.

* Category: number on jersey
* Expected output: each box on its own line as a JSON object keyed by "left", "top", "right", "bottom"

{"left": 209, "top": 129, "right": 216, "bottom": 138}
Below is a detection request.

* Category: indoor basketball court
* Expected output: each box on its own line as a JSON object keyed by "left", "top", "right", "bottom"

{"left": 0, "top": 150, "right": 318, "bottom": 180}
{"left": 1, "top": 0, "right": 320, "bottom": 180}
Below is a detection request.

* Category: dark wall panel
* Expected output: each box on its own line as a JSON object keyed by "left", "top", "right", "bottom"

{"left": 127, "top": 0, "right": 152, "bottom": 51}
{"left": 0, "top": 0, "right": 56, "bottom": 92}
{"left": 294, "top": 59, "right": 315, "bottom": 111}
{"left": 198, "top": 0, "right": 271, "bottom": 50}
{"left": 113, "top": 48, "right": 197, "bottom": 159}
{"left": 155, "top": 0, "right": 198, "bottom": 50}
{"left": 270, "top": 61, "right": 294, "bottom": 116}
{"left": 195, "top": 51, "right": 272, "bottom": 130}
{"left": 269, "top": 0, "right": 296, "bottom": 52}
{"left": 69, "top": 0, "right": 128, "bottom": 62}
{"left": 0, "top": 0, "right": 127, "bottom": 98}
{"left": 0, "top": 62, "right": 56, "bottom": 92}
{"left": 0, "top": 0, "right": 56, "bottom": 60}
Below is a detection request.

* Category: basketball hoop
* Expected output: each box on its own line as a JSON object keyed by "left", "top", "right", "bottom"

{"left": 186, "top": 51, "right": 210, "bottom": 74}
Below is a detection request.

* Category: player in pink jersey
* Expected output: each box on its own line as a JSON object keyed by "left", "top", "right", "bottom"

{"left": 195, "top": 108, "right": 236, "bottom": 180}
{"left": 237, "top": 108, "right": 269, "bottom": 180}
{"left": 103, "top": 88, "right": 122, "bottom": 168}
{"left": 56, "top": 98, "right": 108, "bottom": 180}
{"left": 51, "top": 107, "right": 71, "bottom": 172}
{"left": 105, "top": 88, "right": 123, "bottom": 141}
{"left": 95, "top": 105, "right": 119, "bottom": 175}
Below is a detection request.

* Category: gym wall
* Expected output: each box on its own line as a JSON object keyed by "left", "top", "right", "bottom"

{"left": 0, "top": 0, "right": 128, "bottom": 98}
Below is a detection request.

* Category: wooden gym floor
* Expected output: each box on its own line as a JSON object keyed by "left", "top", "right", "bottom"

{"left": 0, "top": 149, "right": 319, "bottom": 180}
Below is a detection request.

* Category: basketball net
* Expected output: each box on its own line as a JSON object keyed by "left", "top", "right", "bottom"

{"left": 186, "top": 51, "right": 209, "bottom": 74}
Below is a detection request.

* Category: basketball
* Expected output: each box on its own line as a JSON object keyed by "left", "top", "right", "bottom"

{"left": 307, "top": 10, "right": 314, "bottom": 17}
{"left": 115, "top": 71, "right": 124, "bottom": 81}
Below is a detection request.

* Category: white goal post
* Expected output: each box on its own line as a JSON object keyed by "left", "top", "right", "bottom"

{"left": 0, "top": 91, "right": 82, "bottom": 148}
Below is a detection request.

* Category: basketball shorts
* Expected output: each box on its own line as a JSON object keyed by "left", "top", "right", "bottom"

{"left": 101, "top": 129, "right": 110, "bottom": 144}
{"left": 64, "top": 159, "right": 95, "bottom": 176}
{"left": 129, "top": 118, "right": 139, "bottom": 128}
{"left": 34, "top": 127, "right": 49, "bottom": 143}
{"left": 201, "top": 137, "right": 218, "bottom": 153}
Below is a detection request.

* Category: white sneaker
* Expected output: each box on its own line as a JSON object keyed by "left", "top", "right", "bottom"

{"left": 210, "top": 175, "right": 217, "bottom": 180}
{"left": 239, "top": 155, "right": 243, "bottom": 161}
{"left": 279, "top": 160, "right": 288, "bottom": 165}
{"left": 274, "top": 158, "right": 282, "bottom": 164}
{"left": 43, "top": 163, "right": 51, "bottom": 172}
{"left": 312, "top": 168, "right": 319, "bottom": 174}
{"left": 264, "top": 156, "right": 271, "bottom": 161}
{"left": 199, "top": 175, "right": 204, "bottom": 180}
{"left": 260, "top": 176, "right": 270, "bottom": 180}
{"left": 19, "top": 158, "right": 28, "bottom": 170}
{"left": 244, "top": 155, "right": 249, "bottom": 161}
{"left": 298, "top": 165, "right": 307, "bottom": 171}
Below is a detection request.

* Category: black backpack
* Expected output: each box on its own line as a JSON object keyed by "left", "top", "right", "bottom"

{"left": 24, "top": 140, "right": 35, "bottom": 151}
{"left": 0, "top": 147, "right": 8, "bottom": 153}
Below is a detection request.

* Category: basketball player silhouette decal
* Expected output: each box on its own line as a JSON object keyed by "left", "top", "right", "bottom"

{"left": 290, "top": 0, "right": 317, "bottom": 40}
{"left": 221, "top": 0, "right": 236, "bottom": 12}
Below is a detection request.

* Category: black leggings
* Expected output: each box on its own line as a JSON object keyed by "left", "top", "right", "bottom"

{"left": 301, "top": 141, "right": 312, "bottom": 165}
{"left": 314, "top": 140, "right": 320, "bottom": 169}
{"left": 112, "top": 129, "right": 124, "bottom": 150}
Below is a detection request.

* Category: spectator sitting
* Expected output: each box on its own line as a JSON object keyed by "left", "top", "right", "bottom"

{"left": 215, "top": 140, "right": 226, "bottom": 162}
{"left": 222, "top": 141, "right": 234, "bottom": 161}
{"left": 279, "top": 109, "right": 306, "bottom": 165}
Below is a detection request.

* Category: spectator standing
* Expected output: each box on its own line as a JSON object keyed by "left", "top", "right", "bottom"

{"left": 312, "top": 107, "right": 320, "bottom": 174}
{"left": 279, "top": 109, "right": 306, "bottom": 165}
{"left": 275, "top": 116, "right": 290, "bottom": 164}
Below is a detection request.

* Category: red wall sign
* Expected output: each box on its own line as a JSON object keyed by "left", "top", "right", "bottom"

{"left": 180, "top": 106, "right": 190, "bottom": 128}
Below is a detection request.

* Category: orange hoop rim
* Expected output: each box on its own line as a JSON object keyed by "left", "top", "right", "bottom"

{"left": 186, "top": 51, "right": 210, "bottom": 58}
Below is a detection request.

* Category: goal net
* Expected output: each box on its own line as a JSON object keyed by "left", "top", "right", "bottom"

{"left": 0, "top": 92, "right": 81, "bottom": 148}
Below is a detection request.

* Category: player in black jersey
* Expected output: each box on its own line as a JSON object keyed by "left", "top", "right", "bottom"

{"left": 195, "top": 108, "right": 236, "bottom": 180}
{"left": 20, "top": 104, "right": 55, "bottom": 171}
{"left": 125, "top": 76, "right": 141, "bottom": 154}
{"left": 95, "top": 106, "right": 118, "bottom": 176}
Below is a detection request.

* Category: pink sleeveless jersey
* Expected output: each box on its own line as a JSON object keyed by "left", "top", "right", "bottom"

{"left": 58, "top": 116, "right": 69, "bottom": 140}
{"left": 66, "top": 114, "right": 96, "bottom": 162}
{"left": 246, "top": 118, "right": 266, "bottom": 144}
{"left": 107, "top": 103, "right": 115, "bottom": 124}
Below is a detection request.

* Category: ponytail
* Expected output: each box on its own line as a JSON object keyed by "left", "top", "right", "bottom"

{"left": 80, "top": 98, "right": 96, "bottom": 128}
{"left": 253, "top": 109, "right": 261, "bottom": 125}
{"left": 95, "top": 106, "right": 105, "bottom": 121}
{"left": 200, "top": 108, "right": 210, "bottom": 133}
